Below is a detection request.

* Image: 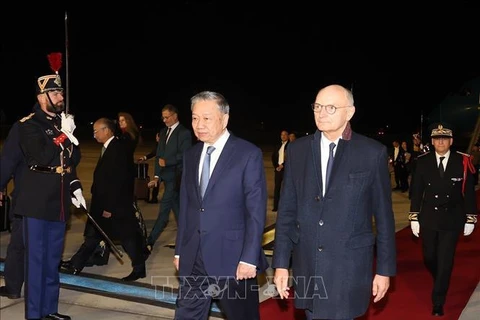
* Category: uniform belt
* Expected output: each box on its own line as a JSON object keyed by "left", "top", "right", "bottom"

{"left": 29, "top": 165, "right": 72, "bottom": 174}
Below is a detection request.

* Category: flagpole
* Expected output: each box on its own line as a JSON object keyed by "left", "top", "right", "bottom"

{"left": 64, "top": 11, "right": 70, "bottom": 114}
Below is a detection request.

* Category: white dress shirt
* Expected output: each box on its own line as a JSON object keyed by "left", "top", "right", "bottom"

{"left": 321, "top": 133, "right": 340, "bottom": 196}
{"left": 198, "top": 130, "right": 230, "bottom": 184}
{"left": 278, "top": 141, "right": 287, "bottom": 165}
{"left": 166, "top": 121, "right": 179, "bottom": 144}
{"left": 436, "top": 150, "right": 450, "bottom": 170}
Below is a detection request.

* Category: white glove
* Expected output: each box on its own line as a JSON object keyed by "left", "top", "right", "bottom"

{"left": 60, "top": 113, "right": 79, "bottom": 146}
{"left": 464, "top": 223, "right": 474, "bottom": 236}
{"left": 72, "top": 188, "right": 86, "bottom": 209}
{"left": 61, "top": 112, "right": 76, "bottom": 133}
{"left": 410, "top": 221, "right": 420, "bottom": 237}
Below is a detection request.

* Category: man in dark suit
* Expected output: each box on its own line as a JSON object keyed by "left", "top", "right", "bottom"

{"left": 146, "top": 104, "right": 192, "bottom": 249}
{"left": 272, "top": 84, "right": 397, "bottom": 320}
{"left": 271, "top": 130, "right": 289, "bottom": 211}
{"left": 173, "top": 91, "right": 269, "bottom": 320}
{"left": 62, "top": 118, "right": 146, "bottom": 281}
{"left": 391, "top": 139, "right": 406, "bottom": 191}
{"left": 409, "top": 123, "right": 477, "bottom": 316}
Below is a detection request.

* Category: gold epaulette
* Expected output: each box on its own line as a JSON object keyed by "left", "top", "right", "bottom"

{"left": 417, "top": 152, "right": 430, "bottom": 158}
{"left": 19, "top": 113, "right": 35, "bottom": 123}
{"left": 466, "top": 214, "right": 477, "bottom": 224}
{"left": 457, "top": 151, "right": 471, "bottom": 157}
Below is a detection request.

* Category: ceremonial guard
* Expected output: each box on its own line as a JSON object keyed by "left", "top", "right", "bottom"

{"left": 409, "top": 123, "right": 477, "bottom": 317}
{"left": 14, "top": 53, "right": 86, "bottom": 320}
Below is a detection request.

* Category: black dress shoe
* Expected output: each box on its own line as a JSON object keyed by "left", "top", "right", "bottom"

{"left": 59, "top": 261, "right": 82, "bottom": 275}
{"left": 122, "top": 270, "right": 146, "bottom": 281}
{"left": 432, "top": 304, "right": 444, "bottom": 316}
{"left": 42, "top": 312, "right": 71, "bottom": 320}
{"left": 0, "top": 286, "right": 21, "bottom": 299}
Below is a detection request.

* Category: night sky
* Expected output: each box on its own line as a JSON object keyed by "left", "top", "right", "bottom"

{"left": 2, "top": 2, "right": 479, "bottom": 138}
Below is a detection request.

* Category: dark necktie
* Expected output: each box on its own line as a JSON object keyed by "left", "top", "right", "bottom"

{"left": 200, "top": 146, "right": 215, "bottom": 198}
{"left": 101, "top": 146, "right": 106, "bottom": 158}
{"left": 325, "top": 142, "right": 336, "bottom": 190}
{"left": 165, "top": 127, "right": 171, "bottom": 143}
{"left": 439, "top": 156, "right": 445, "bottom": 178}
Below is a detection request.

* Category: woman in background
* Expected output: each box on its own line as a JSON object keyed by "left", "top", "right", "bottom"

{"left": 117, "top": 112, "right": 140, "bottom": 161}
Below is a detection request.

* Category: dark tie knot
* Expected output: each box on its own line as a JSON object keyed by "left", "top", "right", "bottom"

{"left": 329, "top": 142, "right": 336, "bottom": 153}
{"left": 440, "top": 156, "right": 445, "bottom": 163}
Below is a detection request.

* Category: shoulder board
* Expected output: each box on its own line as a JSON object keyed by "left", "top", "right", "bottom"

{"left": 19, "top": 113, "right": 35, "bottom": 123}
{"left": 417, "top": 152, "right": 430, "bottom": 158}
{"left": 456, "top": 151, "right": 471, "bottom": 157}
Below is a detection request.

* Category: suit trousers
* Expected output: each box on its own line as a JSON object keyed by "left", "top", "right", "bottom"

{"left": 175, "top": 246, "right": 260, "bottom": 320}
{"left": 273, "top": 169, "right": 284, "bottom": 210}
{"left": 420, "top": 227, "right": 461, "bottom": 306}
{"left": 3, "top": 215, "right": 24, "bottom": 295}
{"left": 24, "top": 217, "right": 65, "bottom": 319}
{"left": 148, "top": 175, "right": 179, "bottom": 245}
{"left": 70, "top": 222, "right": 145, "bottom": 272}
{"left": 305, "top": 309, "right": 353, "bottom": 320}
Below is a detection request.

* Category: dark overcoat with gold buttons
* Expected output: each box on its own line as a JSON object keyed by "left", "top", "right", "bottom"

{"left": 272, "top": 127, "right": 397, "bottom": 319}
{"left": 410, "top": 151, "right": 476, "bottom": 230}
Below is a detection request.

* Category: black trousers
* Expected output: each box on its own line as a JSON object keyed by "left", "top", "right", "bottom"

{"left": 175, "top": 248, "right": 260, "bottom": 320}
{"left": 273, "top": 169, "right": 284, "bottom": 210}
{"left": 3, "top": 216, "right": 24, "bottom": 295}
{"left": 70, "top": 221, "right": 145, "bottom": 272}
{"left": 420, "top": 227, "right": 461, "bottom": 306}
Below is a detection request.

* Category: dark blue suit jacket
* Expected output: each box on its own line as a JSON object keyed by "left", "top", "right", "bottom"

{"left": 272, "top": 129, "right": 396, "bottom": 319}
{"left": 154, "top": 123, "right": 192, "bottom": 179}
{"left": 175, "top": 133, "right": 269, "bottom": 277}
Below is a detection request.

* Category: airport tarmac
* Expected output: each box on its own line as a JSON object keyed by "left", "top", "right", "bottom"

{"left": 1, "top": 140, "right": 478, "bottom": 319}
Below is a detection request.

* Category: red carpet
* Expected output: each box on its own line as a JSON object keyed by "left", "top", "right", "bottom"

{"left": 260, "top": 194, "right": 480, "bottom": 320}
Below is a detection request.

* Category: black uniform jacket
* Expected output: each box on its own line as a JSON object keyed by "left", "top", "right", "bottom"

{"left": 410, "top": 151, "right": 477, "bottom": 230}
{"left": 15, "top": 109, "right": 79, "bottom": 222}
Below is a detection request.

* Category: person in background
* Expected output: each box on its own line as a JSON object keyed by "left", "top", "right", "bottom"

{"left": 174, "top": 91, "right": 268, "bottom": 320}
{"left": 271, "top": 130, "right": 289, "bottom": 212}
{"left": 138, "top": 130, "right": 161, "bottom": 203}
{"left": 409, "top": 133, "right": 425, "bottom": 199}
{"left": 470, "top": 144, "right": 480, "bottom": 185}
{"left": 400, "top": 140, "right": 411, "bottom": 192}
{"left": 273, "top": 84, "right": 396, "bottom": 320}
{"left": 117, "top": 111, "right": 140, "bottom": 190}
{"left": 146, "top": 104, "right": 192, "bottom": 250}
{"left": 61, "top": 118, "right": 147, "bottom": 282}
{"left": 117, "top": 111, "right": 140, "bottom": 161}
{"left": 391, "top": 139, "right": 406, "bottom": 191}
{"left": 288, "top": 132, "right": 297, "bottom": 142}
{"left": 409, "top": 123, "right": 477, "bottom": 317}
{"left": 0, "top": 118, "right": 30, "bottom": 300}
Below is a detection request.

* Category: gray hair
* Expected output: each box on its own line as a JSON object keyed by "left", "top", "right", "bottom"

{"left": 190, "top": 91, "right": 230, "bottom": 114}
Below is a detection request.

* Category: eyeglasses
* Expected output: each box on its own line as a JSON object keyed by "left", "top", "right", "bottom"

{"left": 162, "top": 114, "right": 175, "bottom": 121}
{"left": 311, "top": 103, "right": 351, "bottom": 115}
{"left": 93, "top": 127, "right": 107, "bottom": 134}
